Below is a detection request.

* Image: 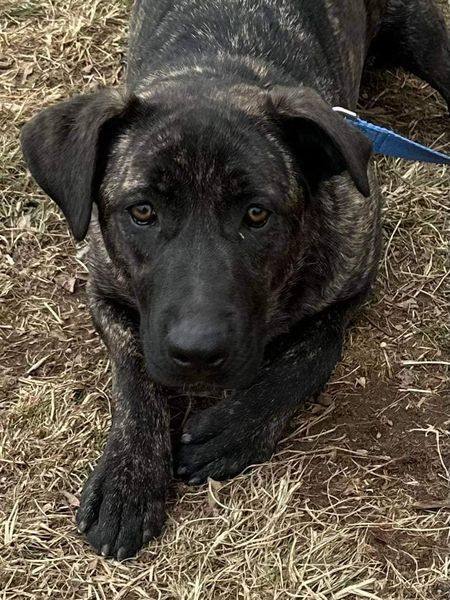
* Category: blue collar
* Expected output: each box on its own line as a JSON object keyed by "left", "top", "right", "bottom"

{"left": 333, "top": 107, "right": 450, "bottom": 165}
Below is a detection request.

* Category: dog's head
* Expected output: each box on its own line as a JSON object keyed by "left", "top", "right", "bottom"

{"left": 21, "top": 84, "right": 371, "bottom": 388}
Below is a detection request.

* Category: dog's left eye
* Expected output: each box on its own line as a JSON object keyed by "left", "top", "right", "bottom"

{"left": 243, "top": 205, "right": 271, "bottom": 229}
{"left": 129, "top": 203, "right": 157, "bottom": 225}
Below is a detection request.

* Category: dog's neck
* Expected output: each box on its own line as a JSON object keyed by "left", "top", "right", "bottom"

{"left": 130, "top": 52, "right": 354, "bottom": 109}
{"left": 125, "top": 1, "right": 375, "bottom": 109}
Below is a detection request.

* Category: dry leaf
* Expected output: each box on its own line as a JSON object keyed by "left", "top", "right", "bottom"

{"left": 207, "top": 478, "right": 223, "bottom": 510}
{"left": 412, "top": 499, "right": 450, "bottom": 511}
{"left": 61, "top": 490, "right": 80, "bottom": 508}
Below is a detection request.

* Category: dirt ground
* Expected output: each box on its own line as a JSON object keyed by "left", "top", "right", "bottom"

{"left": 1, "top": 1, "right": 449, "bottom": 599}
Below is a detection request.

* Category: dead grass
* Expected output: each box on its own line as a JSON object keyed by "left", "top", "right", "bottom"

{"left": 0, "top": 1, "right": 449, "bottom": 599}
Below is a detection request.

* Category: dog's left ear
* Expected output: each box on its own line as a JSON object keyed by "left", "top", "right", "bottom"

{"left": 267, "top": 87, "right": 372, "bottom": 197}
{"left": 20, "top": 88, "right": 135, "bottom": 241}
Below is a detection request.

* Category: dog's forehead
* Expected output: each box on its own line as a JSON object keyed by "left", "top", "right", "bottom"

{"left": 103, "top": 114, "right": 292, "bottom": 204}
{"left": 107, "top": 128, "right": 181, "bottom": 194}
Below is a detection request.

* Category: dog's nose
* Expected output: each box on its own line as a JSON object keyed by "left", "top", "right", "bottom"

{"left": 167, "top": 319, "right": 229, "bottom": 371}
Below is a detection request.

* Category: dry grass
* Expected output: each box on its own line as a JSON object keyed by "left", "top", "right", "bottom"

{"left": 0, "top": 1, "right": 449, "bottom": 598}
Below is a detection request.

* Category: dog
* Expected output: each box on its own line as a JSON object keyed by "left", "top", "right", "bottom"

{"left": 20, "top": 0, "right": 449, "bottom": 559}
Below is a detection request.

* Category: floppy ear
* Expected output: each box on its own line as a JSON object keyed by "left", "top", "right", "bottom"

{"left": 267, "top": 87, "right": 372, "bottom": 197}
{"left": 20, "top": 88, "right": 133, "bottom": 241}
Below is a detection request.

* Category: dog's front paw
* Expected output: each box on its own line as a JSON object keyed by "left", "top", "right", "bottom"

{"left": 76, "top": 455, "right": 166, "bottom": 560}
{"left": 177, "top": 401, "right": 277, "bottom": 484}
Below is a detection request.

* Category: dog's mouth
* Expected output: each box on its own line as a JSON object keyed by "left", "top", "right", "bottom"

{"left": 143, "top": 341, "right": 263, "bottom": 390}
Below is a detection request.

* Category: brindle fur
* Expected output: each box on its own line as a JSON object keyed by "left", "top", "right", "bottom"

{"left": 21, "top": 0, "right": 449, "bottom": 559}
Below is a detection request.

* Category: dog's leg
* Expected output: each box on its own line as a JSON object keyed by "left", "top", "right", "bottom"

{"left": 76, "top": 296, "right": 171, "bottom": 559}
{"left": 370, "top": 0, "right": 450, "bottom": 111}
{"left": 177, "top": 299, "right": 356, "bottom": 483}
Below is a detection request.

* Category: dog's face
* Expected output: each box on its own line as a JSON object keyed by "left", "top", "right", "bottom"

{"left": 100, "top": 98, "right": 303, "bottom": 387}
{"left": 21, "top": 85, "right": 371, "bottom": 388}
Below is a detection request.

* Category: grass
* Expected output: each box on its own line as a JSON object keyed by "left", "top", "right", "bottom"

{"left": 0, "top": 1, "right": 449, "bottom": 598}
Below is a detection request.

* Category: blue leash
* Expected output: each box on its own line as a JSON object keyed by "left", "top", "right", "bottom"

{"left": 333, "top": 107, "right": 450, "bottom": 165}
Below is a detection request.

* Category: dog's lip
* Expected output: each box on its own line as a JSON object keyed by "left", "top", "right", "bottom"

{"left": 145, "top": 360, "right": 230, "bottom": 387}
{"left": 144, "top": 351, "right": 260, "bottom": 389}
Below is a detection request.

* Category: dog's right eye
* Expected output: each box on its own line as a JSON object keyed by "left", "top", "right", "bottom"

{"left": 129, "top": 203, "right": 157, "bottom": 226}
{"left": 243, "top": 205, "right": 271, "bottom": 229}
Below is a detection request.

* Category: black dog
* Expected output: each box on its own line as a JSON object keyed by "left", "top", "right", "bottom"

{"left": 21, "top": 0, "right": 449, "bottom": 559}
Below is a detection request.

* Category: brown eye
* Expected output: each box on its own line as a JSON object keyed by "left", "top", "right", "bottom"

{"left": 129, "top": 203, "right": 157, "bottom": 225}
{"left": 244, "top": 205, "right": 271, "bottom": 229}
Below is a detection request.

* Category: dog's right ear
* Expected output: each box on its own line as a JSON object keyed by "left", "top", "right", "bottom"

{"left": 20, "top": 89, "right": 136, "bottom": 241}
